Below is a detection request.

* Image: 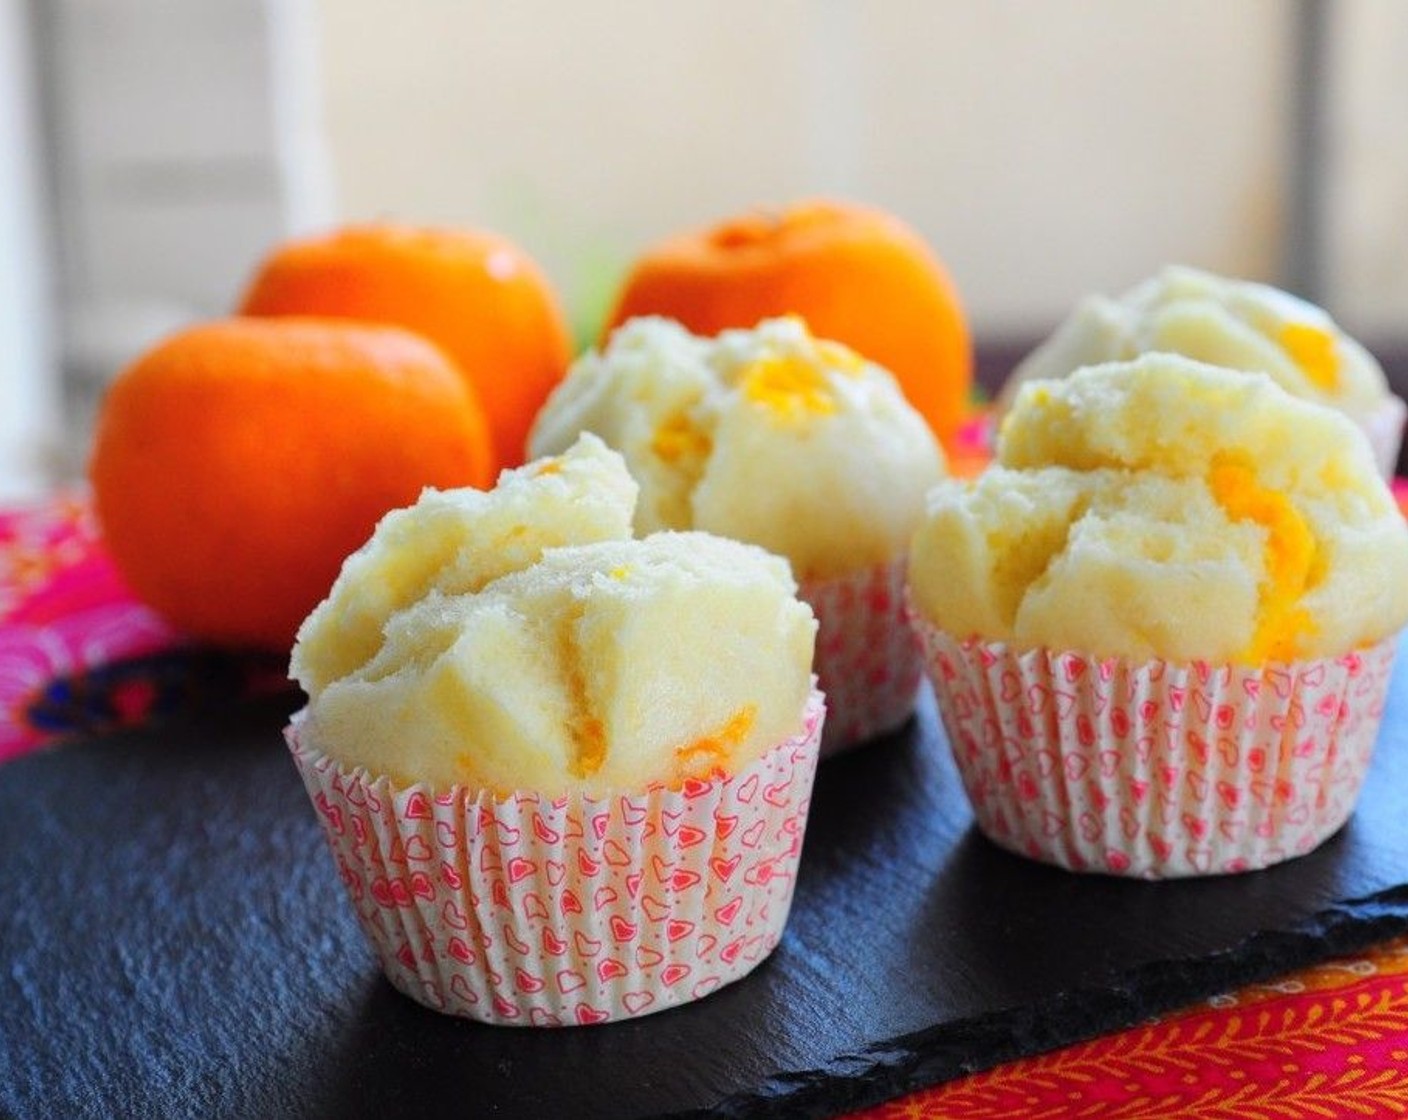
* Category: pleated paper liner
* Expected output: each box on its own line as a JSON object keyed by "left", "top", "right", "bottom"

{"left": 287, "top": 690, "right": 824, "bottom": 1025}
{"left": 913, "top": 618, "right": 1397, "bottom": 878}
{"left": 803, "top": 559, "right": 922, "bottom": 756}
{"left": 1360, "top": 392, "right": 1406, "bottom": 483}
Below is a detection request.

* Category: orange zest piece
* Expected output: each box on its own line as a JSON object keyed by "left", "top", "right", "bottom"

{"left": 573, "top": 716, "right": 608, "bottom": 779}
{"left": 673, "top": 706, "right": 758, "bottom": 778}
{"left": 1280, "top": 322, "right": 1340, "bottom": 392}
{"left": 559, "top": 607, "right": 607, "bottom": 779}
{"left": 1209, "top": 453, "right": 1318, "bottom": 662}
{"left": 650, "top": 411, "right": 712, "bottom": 464}
{"left": 740, "top": 352, "right": 836, "bottom": 424}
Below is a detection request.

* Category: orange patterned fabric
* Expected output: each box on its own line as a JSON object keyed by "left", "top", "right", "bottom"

{"left": 853, "top": 938, "right": 1408, "bottom": 1118}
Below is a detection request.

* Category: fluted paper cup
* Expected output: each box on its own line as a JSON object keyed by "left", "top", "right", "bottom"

{"left": 914, "top": 617, "right": 1396, "bottom": 878}
{"left": 286, "top": 691, "right": 824, "bottom": 1025}
{"left": 802, "top": 559, "right": 922, "bottom": 756}
{"left": 1359, "top": 393, "right": 1406, "bottom": 482}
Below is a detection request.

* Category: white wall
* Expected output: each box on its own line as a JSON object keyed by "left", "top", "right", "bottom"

{"left": 314, "top": 0, "right": 1297, "bottom": 338}
{"left": 48, "top": 0, "right": 329, "bottom": 318}
{"left": 7, "top": 0, "right": 1406, "bottom": 494}
{"left": 37, "top": 0, "right": 331, "bottom": 480}
{"left": 0, "top": 0, "right": 57, "bottom": 501}
{"left": 1328, "top": 0, "right": 1408, "bottom": 338}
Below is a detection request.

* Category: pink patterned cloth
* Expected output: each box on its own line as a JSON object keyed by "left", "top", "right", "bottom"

{"left": 853, "top": 938, "right": 1408, "bottom": 1119}
{"left": 0, "top": 491, "right": 280, "bottom": 760}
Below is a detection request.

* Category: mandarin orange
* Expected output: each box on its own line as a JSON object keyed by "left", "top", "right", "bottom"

{"left": 605, "top": 198, "right": 972, "bottom": 448}
{"left": 89, "top": 317, "right": 492, "bottom": 650}
{"left": 238, "top": 223, "right": 572, "bottom": 472}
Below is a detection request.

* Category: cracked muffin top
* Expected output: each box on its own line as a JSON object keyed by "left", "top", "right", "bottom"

{"left": 291, "top": 434, "right": 816, "bottom": 794}
{"left": 528, "top": 315, "right": 944, "bottom": 580}
{"left": 1001, "top": 265, "right": 1397, "bottom": 423}
{"left": 909, "top": 354, "right": 1408, "bottom": 664}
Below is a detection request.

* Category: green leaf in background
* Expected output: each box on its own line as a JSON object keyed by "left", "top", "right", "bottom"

{"left": 484, "top": 179, "right": 628, "bottom": 358}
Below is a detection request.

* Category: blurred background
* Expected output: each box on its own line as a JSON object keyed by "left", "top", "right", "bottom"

{"left": 2, "top": 0, "right": 1406, "bottom": 500}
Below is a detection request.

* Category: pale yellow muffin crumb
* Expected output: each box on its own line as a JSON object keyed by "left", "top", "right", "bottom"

{"left": 528, "top": 315, "right": 945, "bottom": 580}
{"left": 291, "top": 436, "right": 817, "bottom": 794}
{"left": 293, "top": 433, "right": 638, "bottom": 695}
{"left": 910, "top": 355, "right": 1408, "bottom": 664}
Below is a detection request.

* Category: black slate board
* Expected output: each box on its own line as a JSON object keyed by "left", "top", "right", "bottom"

{"left": 5, "top": 642, "right": 1408, "bottom": 1120}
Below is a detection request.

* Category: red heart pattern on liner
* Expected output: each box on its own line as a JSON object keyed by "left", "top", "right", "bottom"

{"left": 803, "top": 558, "right": 922, "bottom": 757}
{"left": 287, "top": 690, "right": 824, "bottom": 1025}
{"left": 913, "top": 619, "right": 1396, "bottom": 879}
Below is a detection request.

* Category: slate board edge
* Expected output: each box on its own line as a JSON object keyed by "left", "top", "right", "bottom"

{"left": 686, "top": 884, "right": 1408, "bottom": 1120}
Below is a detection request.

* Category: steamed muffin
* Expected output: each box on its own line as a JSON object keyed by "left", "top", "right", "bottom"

{"left": 293, "top": 433, "right": 816, "bottom": 794}
{"left": 999, "top": 265, "right": 1406, "bottom": 477}
{"left": 296, "top": 538, "right": 815, "bottom": 796}
{"left": 530, "top": 315, "right": 944, "bottom": 749}
{"left": 909, "top": 355, "right": 1408, "bottom": 877}
{"left": 530, "top": 315, "right": 943, "bottom": 578}
{"left": 915, "top": 355, "right": 1408, "bottom": 663}
{"left": 286, "top": 435, "right": 824, "bottom": 1022}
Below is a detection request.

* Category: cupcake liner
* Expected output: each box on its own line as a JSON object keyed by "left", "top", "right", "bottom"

{"left": 913, "top": 616, "right": 1397, "bottom": 878}
{"left": 802, "top": 559, "right": 922, "bottom": 756}
{"left": 286, "top": 690, "right": 824, "bottom": 1025}
{"left": 1359, "top": 394, "right": 1406, "bottom": 482}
